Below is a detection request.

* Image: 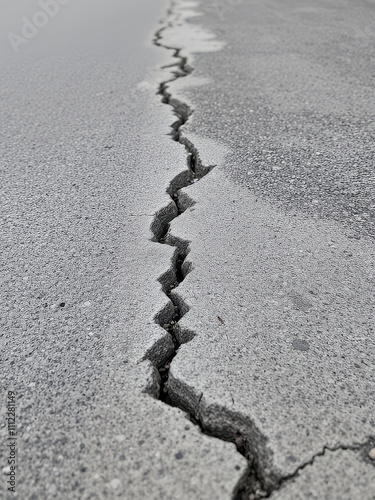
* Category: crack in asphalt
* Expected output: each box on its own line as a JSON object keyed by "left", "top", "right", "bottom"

{"left": 151, "top": 21, "right": 213, "bottom": 400}
{"left": 149, "top": 6, "right": 278, "bottom": 500}
{"left": 143, "top": 4, "right": 375, "bottom": 499}
{"left": 148, "top": 9, "right": 270, "bottom": 498}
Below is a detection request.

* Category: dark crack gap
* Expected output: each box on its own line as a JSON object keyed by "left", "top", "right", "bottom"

{"left": 150, "top": 6, "right": 262, "bottom": 500}
{"left": 146, "top": 6, "right": 375, "bottom": 500}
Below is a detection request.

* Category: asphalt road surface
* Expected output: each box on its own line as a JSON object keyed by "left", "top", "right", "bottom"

{"left": 1, "top": 0, "right": 374, "bottom": 499}
{"left": 190, "top": 0, "right": 375, "bottom": 240}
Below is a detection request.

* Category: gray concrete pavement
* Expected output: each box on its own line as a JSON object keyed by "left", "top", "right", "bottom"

{"left": 168, "top": 155, "right": 375, "bottom": 494}
{"left": 2, "top": 0, "right": 375, "bottom": 498}
{"left": 0, "top": 1, "right": 245, "bottom": 498}
{"left": 160, "top": 0, "right": 375, "bottom": 497}
{"left": 272, "top": 447, "right": 375, "bottom": 500}
{"left": 186, "top": 0, "right": 375, "bottom": 240}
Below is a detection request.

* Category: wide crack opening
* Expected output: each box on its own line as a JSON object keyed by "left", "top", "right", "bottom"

{"left": 145, "top": 7, "right": 375, "bottom": 500}
{"left": 151, "top": 12, "right": 267, "bottom": 500}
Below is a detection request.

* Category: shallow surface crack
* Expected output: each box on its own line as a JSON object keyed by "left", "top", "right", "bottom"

{"left": 264, "top": 438, "right": 375, "bottom": 498}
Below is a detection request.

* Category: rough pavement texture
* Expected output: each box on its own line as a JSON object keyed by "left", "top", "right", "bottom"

{"left": 0, "top": 1, "right": 246, "bottom": 498}
{"left": 160, "top": 0, "right": 375, "bottom": 496}
{"left": 182, "top": 0, "right": 375, "bottom": 240}
{"left": 2, "top": 0, "right": 374, "bottom": 498}
{"left": 272, "top": 446, "right": 375, "bottom": 500}
{"left": 167, "top": 147, "right": 375, "bottom": 492}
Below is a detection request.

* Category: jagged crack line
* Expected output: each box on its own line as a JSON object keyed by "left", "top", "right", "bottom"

{"left": 144, "top": 6, "right": 375, "bottom": 500}
{"left": 149, "top": 5, "right": 255, "bottom": 499}
{"left": 151, "top": 12, "right": 210, "bottom": 401}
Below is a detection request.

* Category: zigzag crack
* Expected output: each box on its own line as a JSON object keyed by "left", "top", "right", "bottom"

{"left": 150, "top": 23, "right": 213, "bottom": 405}
{"left": 145, "top": 6, "right": 273, "bottom": 500}
{"left": 143, "top": 6, "right": 375, "bottom": 500}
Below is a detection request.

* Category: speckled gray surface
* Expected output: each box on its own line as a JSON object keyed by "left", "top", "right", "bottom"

{"left": 271, "top": 446, "right": 375, "bottom": 500}
{"left": 180, "top": 0, "right": 375, "bottom": 240}
{"left": 167, "top": 160, "right": 375, "bottom": 492}
{"left": 2, "top": 0, "right": 375, "bottom": 497}
{"left": 0, "top": 1, "right": 246, "bottom": 498}
{"left": 159, "top": 0, "right": 375, "bottom": 496}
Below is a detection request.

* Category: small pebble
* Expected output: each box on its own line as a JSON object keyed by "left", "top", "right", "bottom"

{"left": 110, "top": 478, "right": 121, "bottom": 490}
{"left": 48, "top": 485, "right": 57, "bottom": 495}
{"left": 115, "top": 434, "right": 126, "bottom": 443}
{"left": 369, "top": 448, "right": 375, "bottom": 460}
